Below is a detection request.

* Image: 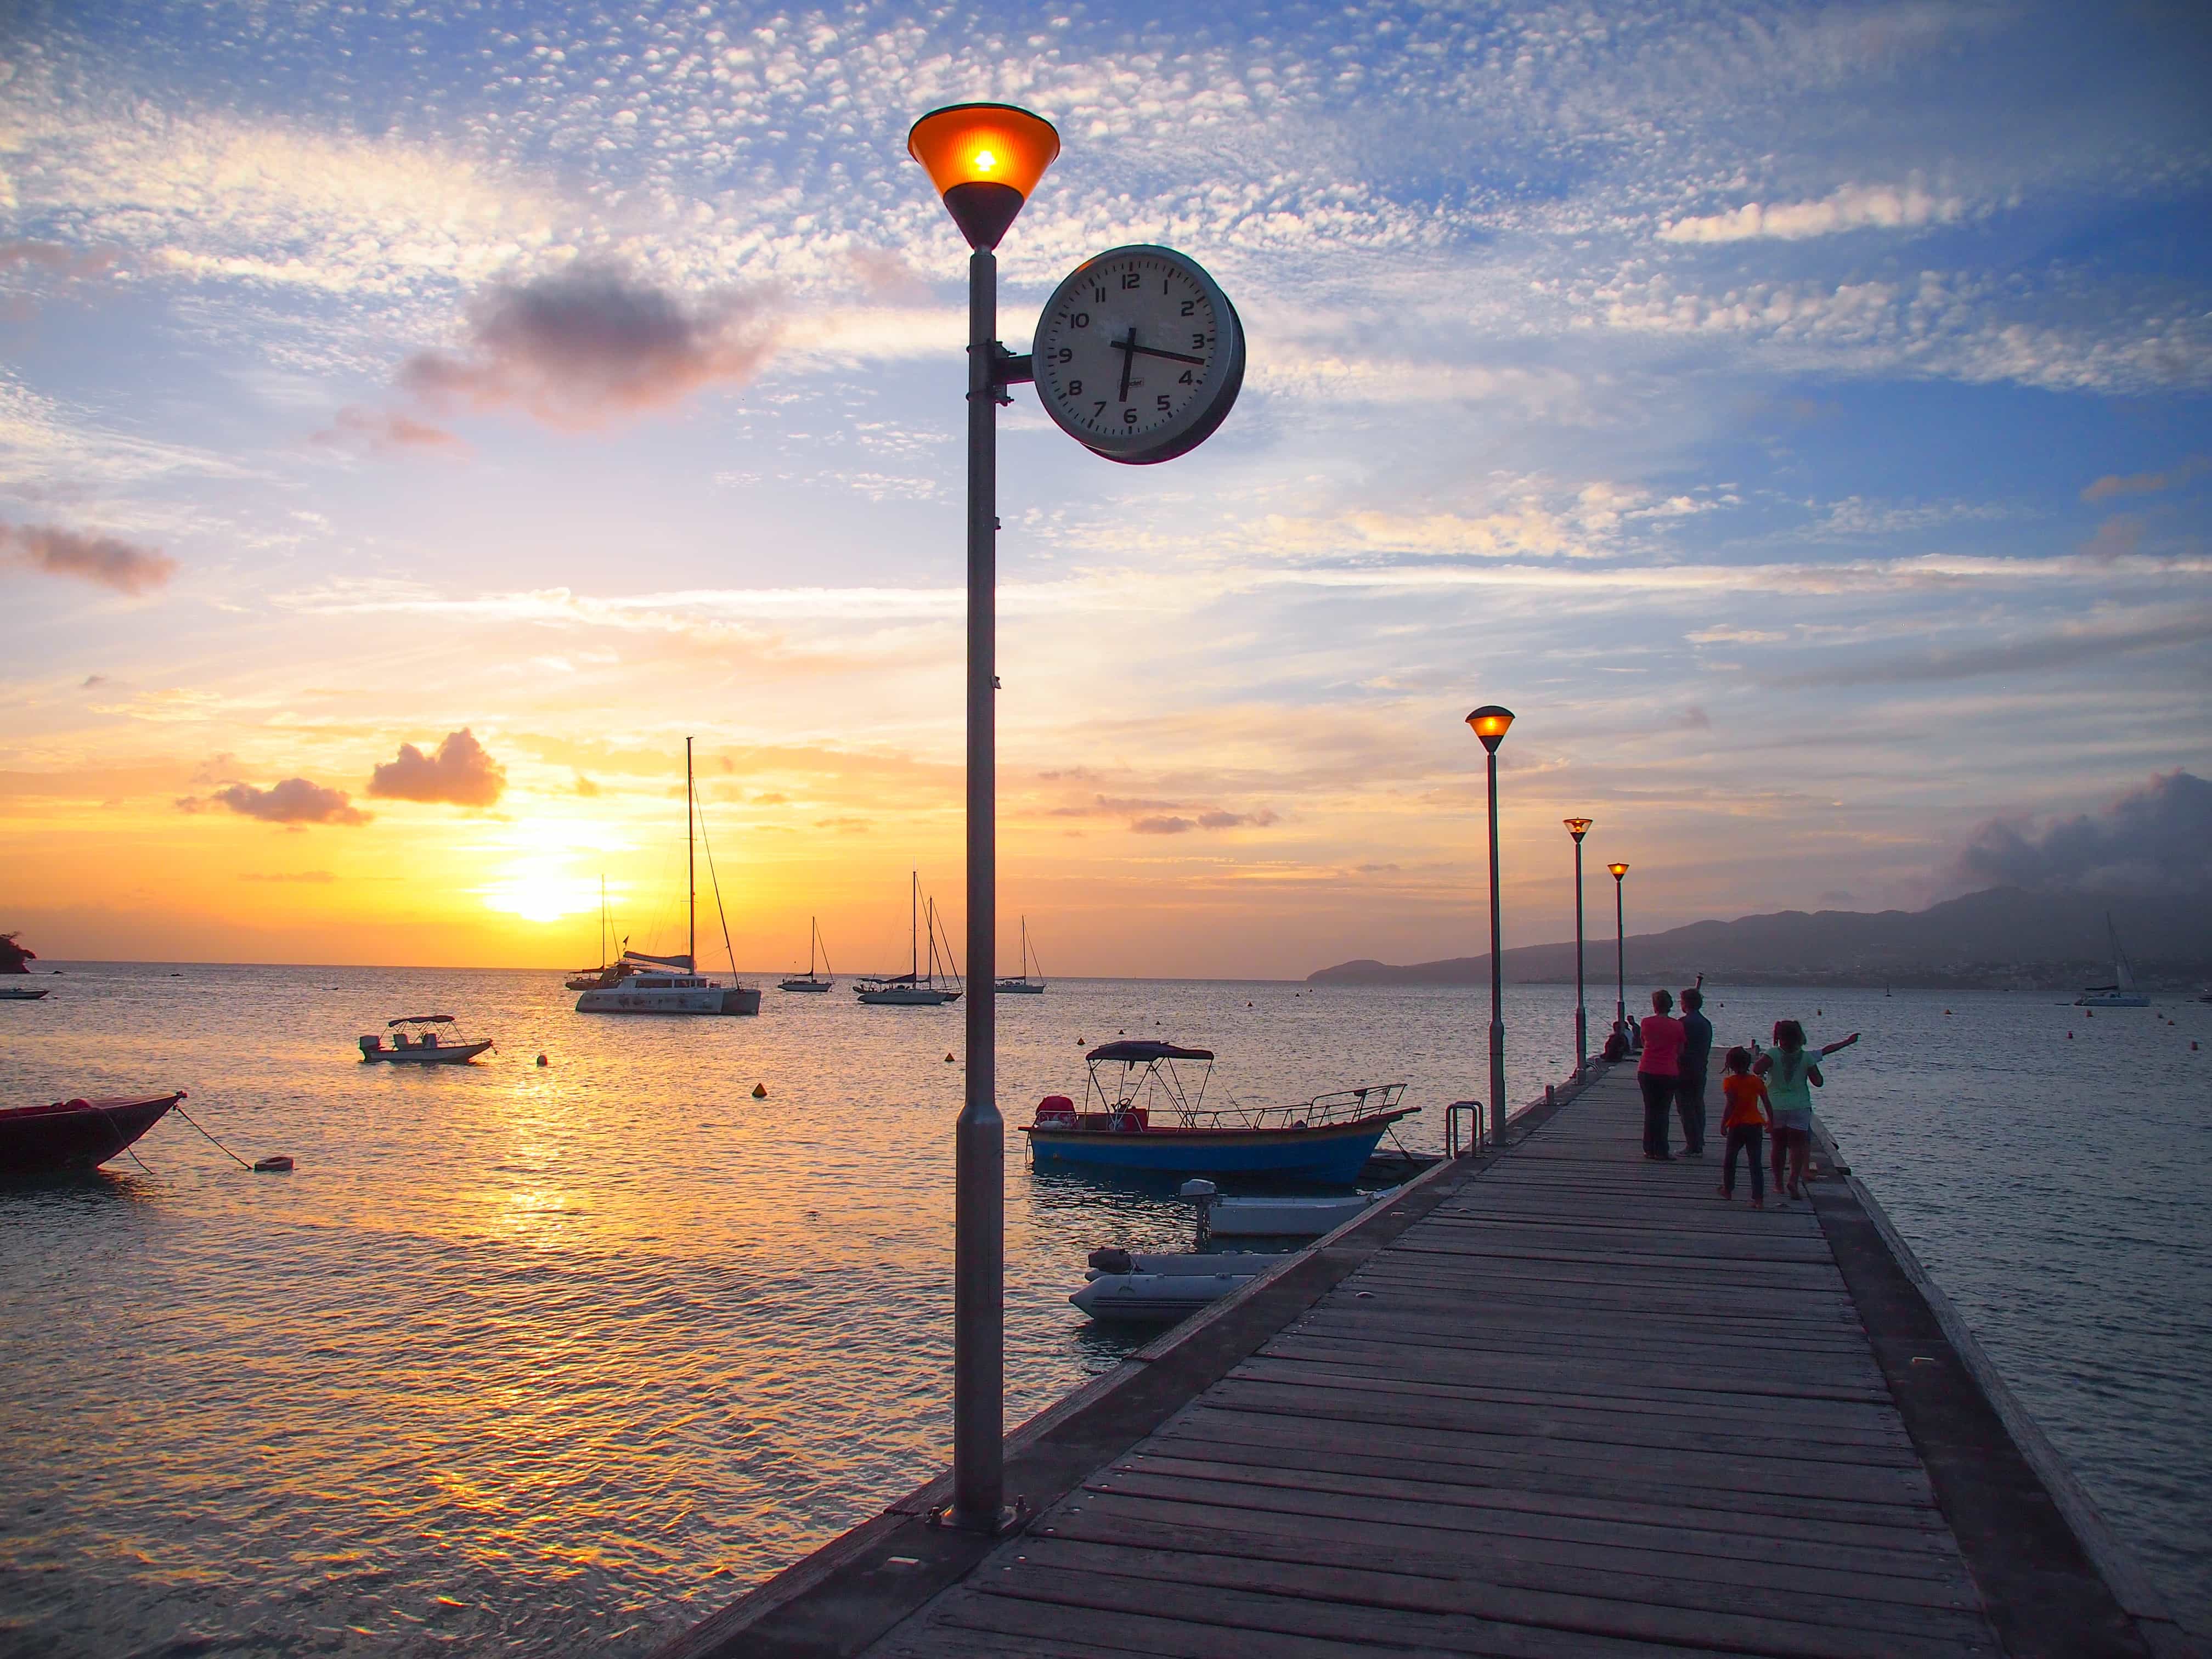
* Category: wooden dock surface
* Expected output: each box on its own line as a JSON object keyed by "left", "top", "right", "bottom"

{"left": 854, "top": 1067, "right": 2129, "bottom": 1659}
{"left": 657, "top": 1063, "right": 2188, "bottom": 1659}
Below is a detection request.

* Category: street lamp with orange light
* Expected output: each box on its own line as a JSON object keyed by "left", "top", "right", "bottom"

{"left": 907, "top": 102, "right": 1247, "bottom": 1534}
{"left": 1564, "top": 818, "right": 1592, "bottom": 1073}
{"left": 1608, "top": 861, "right": 1630, "bottom": 1039}
{"left": 1466, "top": 706, "right": 1513, "bottom": 1148}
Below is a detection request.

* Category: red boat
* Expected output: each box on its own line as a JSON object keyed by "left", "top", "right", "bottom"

{"left": 0, "top": 1092, "right": 184, "bottom": 1177}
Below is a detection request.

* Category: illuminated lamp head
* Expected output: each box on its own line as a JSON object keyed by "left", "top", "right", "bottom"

{"left": 1464, "top": 705, "right": 1515, "bottom": 754}
{"left": 907, "top": 102, "right": 1061, "bottom": 250}
{"left": 1608, "top": 862, "right": 1630, "bottom": 882}
{"left": 1564, "top": 817, "right": 1593, "bottom": 843}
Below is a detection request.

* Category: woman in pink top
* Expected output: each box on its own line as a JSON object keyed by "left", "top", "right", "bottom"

{"left": 1635, "top": 988, "right": 1686, "bottom": 1160}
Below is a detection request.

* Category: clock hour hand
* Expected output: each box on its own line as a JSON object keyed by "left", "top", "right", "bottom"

{"left": 1114, "top": 329, "right": 1136, "bottom": 401}
{"left": 1130, "top": 343, "right": 1206, "bottom": 365}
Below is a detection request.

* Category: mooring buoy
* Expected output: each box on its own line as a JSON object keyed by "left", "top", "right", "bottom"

{"left": 752, "top": 1082, "right": 768, "bottom": 1098}
{"left": 536, "top": 1053, "right": 549, "bottom": 1067}
{"left": 253, "top": 1155, "right": 294, "bottom": 1173}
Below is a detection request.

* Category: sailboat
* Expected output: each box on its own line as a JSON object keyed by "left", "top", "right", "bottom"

{"left": 855, "top": 872, "right": 962, "bottom": 1006}
{"left": 565, "top": 876, "right": 636, "bottom": 991}
{"left": 780, "top": 917, "right": 836, "bottom": 993}
{"left": 996, "top": 916, "right": 1046, "bottom": 995}
{"left": 575, "top": 739, "right": 762, "bottom": 1016}
{"left": 2075, "top": 912, "right": 2151, "bottom": 1008}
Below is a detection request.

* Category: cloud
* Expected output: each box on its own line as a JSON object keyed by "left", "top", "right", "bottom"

{"left": 1198, "top": 809, "right": 1280, "bottom": 829}
{"left": 1131, "top": 809, "right": 1278, "bottom": 834}
{"left": 1, "top": 521, "right": 177, "bottom": 593}
{"left": 312, "top": 406, "right": 467, "bottom": 455}
{"left": 398, "top": 260, "right": 778, "bottom": 429}
{"left": 367, "top": 728, "right": 507, "bottom": 808}
{"left": 0, "top": 241, "right": 119, "bottom": 278}
{"left": 1955, "top": 771, "right": 2212, "bottom": 895}
{"left": 1131, "top": 815, "right": 1196, "bottom": 835}
{"left": 180, "top": 778, "right": 369, "bottom": 826}
{"left": 2080, "top": 515, "right": 2143, "bottom": 563}
{"left": 1660, "top": 181, "right": 1968, "bottom": 244}
{"left": 573, "top": 772, "right": 601, "bottom": 798}
{"left": 238, "top": 870, "right": 336, "bottom": 883}
{"left": 1766, "top": 608, "right": 2212, "bottom": 687}
{"left": 2081, "top": 457, "right": 2208, "bottom": 503}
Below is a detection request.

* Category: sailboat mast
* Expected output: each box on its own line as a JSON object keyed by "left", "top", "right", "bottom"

{"left": 910, "top": 869, "right": 918, "bottom": 981}
{"left": 686, "top": 737, "right": 696, "bottom": 974}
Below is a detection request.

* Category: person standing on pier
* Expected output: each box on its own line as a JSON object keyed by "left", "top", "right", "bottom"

{"left": 1636, "top": 988, "right": 1686, "bottom": 1160}
{"left": 1716, "top": 1045, "right": 1770, "bottom": 1207}
{"left": 1677, "top": 979, "right": 1712, "bottom": 1157}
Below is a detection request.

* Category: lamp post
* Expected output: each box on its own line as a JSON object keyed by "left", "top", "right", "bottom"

{"left": 1466, "top": 706, "right": 1514, "bottom": 1147}
{"left": 1608, "top": 861, "right": 1630, "bottom": 1039}
{"left": 908, "top": 101, "right": 1060, "bottom": 1534}
{"left": 1564, "top": 819, "right": 1592, "bottom": 1074}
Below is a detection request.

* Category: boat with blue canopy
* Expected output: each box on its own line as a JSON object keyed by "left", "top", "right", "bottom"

{"left": 1022, "top": 1040, "right": 1415, "bottom": 1184}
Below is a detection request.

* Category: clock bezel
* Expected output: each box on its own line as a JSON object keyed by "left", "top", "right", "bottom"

{"left": 1030, "top": 243, "right": 1246, "bottom": 467}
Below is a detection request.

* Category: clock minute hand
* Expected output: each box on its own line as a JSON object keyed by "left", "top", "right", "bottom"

{"left": 1130, "top": 343, "right": 1207, "bottom": 366}
{"left": 1114, "top": 329, "right": 1136, "bottom": 401}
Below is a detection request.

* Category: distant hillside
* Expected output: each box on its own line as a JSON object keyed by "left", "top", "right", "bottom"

{"left": 1307, "top": 888, "right": 2212, "bottom": 991}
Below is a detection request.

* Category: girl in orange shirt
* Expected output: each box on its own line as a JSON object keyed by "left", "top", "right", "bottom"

{"left": 1716, "top": 1046, "right": 1771, "bottom": 1209}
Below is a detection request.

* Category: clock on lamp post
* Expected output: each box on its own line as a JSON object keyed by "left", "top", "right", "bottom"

{"left": 906, "top": 101, "right": 1247, "bottom": 1537}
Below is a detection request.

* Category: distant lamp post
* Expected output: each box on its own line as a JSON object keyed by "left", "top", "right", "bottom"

{"left": 1466, "top": 706, "right": 1514, "bottom": 1147}
{"left": 908, "top": 100, "right": 1060, "bottom": 1536}
{"left": 1564, "top": 819, "right": 1593, "bottom": 1073}
{"left": 1607, "top": 861, "right": 1630, "bottom": 1037}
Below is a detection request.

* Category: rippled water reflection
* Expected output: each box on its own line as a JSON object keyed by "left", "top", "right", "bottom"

{"left": 1, "top": 967, "right": 2204, "bottom": 1653}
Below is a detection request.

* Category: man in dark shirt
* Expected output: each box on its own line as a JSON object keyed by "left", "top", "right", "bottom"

{"left": 1677, "top": 982, "right": 1713, "bottom": 1156}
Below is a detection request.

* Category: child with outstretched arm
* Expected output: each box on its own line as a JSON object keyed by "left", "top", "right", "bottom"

{"left": 1753, "top": 1023, "right": 1860, "bottom": 1205}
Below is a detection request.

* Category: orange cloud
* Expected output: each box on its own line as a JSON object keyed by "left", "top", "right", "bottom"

{"left": 2080, "top": 455, "right": 2207, "bottom": 502}
{"left": 180, "top": 778, "right": 370, "bottom": 825}
{"left": 367, "top": 728, "right": 506, "bottom": 808}
{"left": 313, "top": 406, "right": 467, "bottom": 454}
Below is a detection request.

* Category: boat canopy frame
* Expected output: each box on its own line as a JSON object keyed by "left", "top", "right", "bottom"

{"left": 388, "top": 1014, "right": 456, "bottom": 1026}
{"left": 1080, "top": 1044, "right": 1412, "bottom": 1131}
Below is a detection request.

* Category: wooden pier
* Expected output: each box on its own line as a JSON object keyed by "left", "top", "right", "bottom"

{"left": 653, "top": 1065, "right": 2196, "bottom": 1659}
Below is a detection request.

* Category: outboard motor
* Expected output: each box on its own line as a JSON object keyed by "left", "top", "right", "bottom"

{"left": 358, "top": 1035, "right": 380, "bottom": 1056}
{"left": 1180, "top": 1178, "right": 1219, "bottom": 1247}
{"left": 1086, "top": 1246, "right": 1134, "bottom": 1275}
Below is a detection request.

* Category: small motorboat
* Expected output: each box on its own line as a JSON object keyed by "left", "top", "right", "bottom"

{"left": 1069, "top": 1247, "right": 1291, "bottom": 1323}
{"left": 1022, "top": 1041, "right": 1416, "bottom": 1183}
{"left": 1, "top": 1092, "right": 184, "bottom": 1177}
{"left": 0, "top": 984, "right": 51, "bottom": 1001}
{"left": 1180, "top": 1178, "right": 1396, "bottom": 1238}
{"left": 359, "top": 1014, "right": 493, "bottom": 1064}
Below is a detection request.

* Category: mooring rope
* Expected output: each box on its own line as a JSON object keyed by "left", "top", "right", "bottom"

{"left": 171, "top": 1101, "right": 255, "bottom": 1171}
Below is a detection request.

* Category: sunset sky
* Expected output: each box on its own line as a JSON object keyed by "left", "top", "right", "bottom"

{"left": 3, "top": 1, "right": 2208, "bottom": 977}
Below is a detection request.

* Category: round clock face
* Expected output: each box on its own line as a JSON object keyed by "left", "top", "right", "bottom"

{"left": 1031, "top": 244, "right": 1245, "bottom": 465}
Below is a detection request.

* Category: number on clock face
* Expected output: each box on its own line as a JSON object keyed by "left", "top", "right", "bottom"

{"left": 1030, "top": 244, "right": 1245, "bottom": 465}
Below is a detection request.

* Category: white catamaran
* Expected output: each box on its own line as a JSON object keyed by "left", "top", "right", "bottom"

{"left": 2074, "top": 912, "right": 2150, "bottom": 1008}
{"left": 575, "top": 738, "right": 762, "bottom": 1017}
{"left": 780, "top": 917, "right": 835, "bottom": 993}
{"left": 996, "top": 915, "right": 1046, "bottom": 995}
{"left": 855, "top": 872, "right": 962, "bottom": 1006}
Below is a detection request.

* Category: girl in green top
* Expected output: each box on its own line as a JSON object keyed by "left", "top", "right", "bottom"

{"left": 1753, "top": 1020, "right": 1860, "bottom": 1205}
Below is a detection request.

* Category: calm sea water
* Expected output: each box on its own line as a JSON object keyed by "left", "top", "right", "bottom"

{"left": 1, "top": 966, "right": 2205, "bottom": 1655}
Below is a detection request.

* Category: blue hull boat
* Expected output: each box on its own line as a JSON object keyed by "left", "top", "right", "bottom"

{"left": 1021, "top": 1041, "right": 1415, "bottom": 1184}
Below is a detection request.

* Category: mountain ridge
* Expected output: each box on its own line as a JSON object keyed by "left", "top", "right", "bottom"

{"left": 1306, "top": 887, "right": 2212, "bottom": 991}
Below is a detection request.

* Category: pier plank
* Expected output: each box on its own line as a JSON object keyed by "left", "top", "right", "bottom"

{"left": 678, "top": 1064, "right": 2164, "bottom": 1659}
{"left": 857, "top": 1068, "right": 2002, "bottom": 1659}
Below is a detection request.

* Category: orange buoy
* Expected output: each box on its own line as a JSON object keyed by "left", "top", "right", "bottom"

{"left": 945, "top": 1052, "right": 955, "bottom": 1063}
{"left": 752, "top": 1082, "right": 767, "bottom": 1098}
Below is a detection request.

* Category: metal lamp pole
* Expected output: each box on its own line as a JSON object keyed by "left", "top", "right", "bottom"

{"left": 1466, "top": 707, "right": 1514, "bottom": 1146}
{"left": 909, "top": 102, "right": 1060, "bottom": 1534}
{"left": 1565, "top": 819, "right": 1592, "bottom": 1074}
{"left": 1609, "top": 861, "right": 1630, "bottom": 1037}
